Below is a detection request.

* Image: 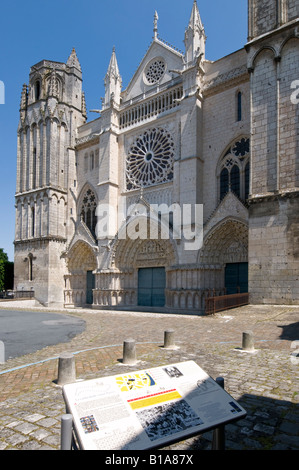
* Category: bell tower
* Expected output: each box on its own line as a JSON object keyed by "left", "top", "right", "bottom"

{"left": 14, "top": 49, "right": 87, "bottom": 307}
{"left": 248, "top": 0, "right": 299, "bottom": 40}
{"left": 246, "top": 0, "right": 299, "bottom": 305}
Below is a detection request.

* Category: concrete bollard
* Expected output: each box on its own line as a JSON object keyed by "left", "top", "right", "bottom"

{"left": 163, "top": 329, "right": 176, "bottom": 349}
{"left": 122, "top": 339, "right": 137, "bottom": 365}
{"left": 57, "top": 353, "right": 76, "bottom": 386}
{"left": 0, "top": 341, "right": 5, "bottom": 364}
{"left": 242, "top": 331, "right": 255, "bottom": 351}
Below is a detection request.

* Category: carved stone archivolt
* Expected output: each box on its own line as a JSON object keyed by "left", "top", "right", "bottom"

{"left": 110, "top": 237, "right": 177, "bottom": 270}
{"left": 66, "top": 240, "right": 97, "bottom": 273}
{"left": 199, "top": 218, "right": 248, "bottom": 265}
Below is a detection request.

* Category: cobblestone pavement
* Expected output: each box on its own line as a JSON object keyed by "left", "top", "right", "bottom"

{"left": 0, "top": 301, "right": 298, "bottom": 451}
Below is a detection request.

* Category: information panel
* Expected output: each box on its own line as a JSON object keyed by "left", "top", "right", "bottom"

{"left": 63, "top": 361, "right": 246, "bottom": 450}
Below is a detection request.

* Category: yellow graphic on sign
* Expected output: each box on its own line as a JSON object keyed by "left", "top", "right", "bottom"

{"left": 128, "top": 389, "right": 182, "bottom": 410}
{"left": 116, "top": 372, "right": 156, "bottom": 392}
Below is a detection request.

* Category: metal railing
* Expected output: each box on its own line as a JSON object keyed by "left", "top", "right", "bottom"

{"left": 0, "top": 290, "right": 35, "bottom": 300}
{"left": 205, "top": 292, "right": 249, "bottom": 315}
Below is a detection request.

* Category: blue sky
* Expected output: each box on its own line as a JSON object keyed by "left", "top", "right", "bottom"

{"left": 0, "top": 0, "right": 247, "bottom": 261}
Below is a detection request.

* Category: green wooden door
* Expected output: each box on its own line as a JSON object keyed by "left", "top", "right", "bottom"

{"left": 86, "top": 271, "right": 95, "bottom": 304}
{"left": 138, "top": 267, "right": 166, "bottom": 307}
{"left": 225, "top": 263, "right": 248, "bottom": 295}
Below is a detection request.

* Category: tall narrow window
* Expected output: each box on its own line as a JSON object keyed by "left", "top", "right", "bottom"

{"left": 245, "top": 162, "right": 250, "bottom": 200}
{"left": 80, "top": 189, "right": 97, "bottom": 237}
{"left": 95, "top": 149, "right": 99, "bottom": 168}
{"left": 231, "top": 165, "right": 240, "bottom": 197}
{"left": 84, "top": 153, "right": 88, "bottom": 172}
{"left": 237, "top": 92, "right": 242, "bottom": 122}
{"left": 32, "top": 147, "right": 37, "bottom": 189}
{"left": 28, "top": 253, "right": 33, "bottom": 281}
{"left": 220, "top": 168, "right": 229, "bottom": 200}
{"left": 90, "top": 152, "right": 94, "bottom": 171}
{"left": 35, "top": 81, "right": 41, "bottom": 101}
{"left": 31, "top": 207, "right": 35, "bottom": 237}
{"left": 219, "top": 138, "right": 250, "bottom": 202}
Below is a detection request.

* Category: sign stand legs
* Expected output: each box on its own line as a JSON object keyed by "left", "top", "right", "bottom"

{"left": 212, "top": 377, "right": 225, "bottom": 450}
{"left": 61, "top": 414, "right": 73, "bottom": 450}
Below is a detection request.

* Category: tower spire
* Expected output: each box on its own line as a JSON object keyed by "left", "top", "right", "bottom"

{"left": 104, "top": 47, "right": 122, "bottom": 108}
{"left": 67, "top": 48, "right": 81, "bottom": 71}
{"left": 184, "top": 0, "right": 206, "bottom": 65}
{"left": 154, "top": 11, "right": 159, "bottom": 39}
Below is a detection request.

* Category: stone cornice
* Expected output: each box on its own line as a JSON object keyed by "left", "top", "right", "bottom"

{"left": 248, "top": 189, "right": 299, "bottom": 205}
{"left": 203, "top": 64, "right": 249, "bottom": 96}
{"left": 14, "top": 236, "right": 67, "bottom": 245}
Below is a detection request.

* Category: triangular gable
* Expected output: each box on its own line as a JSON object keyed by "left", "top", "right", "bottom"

{"left": 204, "top": 191, "right": 249, "bottom": 237}
{"left": 122, "top": 39, "right": 184, "bottom": 103}
{"left": 67, "top": 218, "right": 97, "bottom": 253}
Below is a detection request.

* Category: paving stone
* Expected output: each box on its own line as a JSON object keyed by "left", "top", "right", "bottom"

{"left": 30, "top": 428, "right": 51, "bottom": 441}
{"left": 21, "top": 440, "right": 43, "bottom": 450}
{"left": 5, "top": 433, "right": 29, "bottom": 446}
{"left": 25, "top": 413, "right": 46, "bottom": 423}
{"left": 6, "top": 420, "right": 23, "bottom": 429}
{"left": 0, "top": 304, "right": 298, "bottom": 450}
{"left": 253, "top": 423, "right": 275, "bottom": 435}
{"left": 279, "top": 421, "right": 299, "bottom": 434}
{"left": 14, "top": 422, "right": 38, "bottom": 435}
{"left": 35, "top": 418, "right": 57, "bottom": 428}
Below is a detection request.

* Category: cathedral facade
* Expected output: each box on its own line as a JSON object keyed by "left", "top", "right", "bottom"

{"left": 14, "top": 0, "right": 299, "bottom": 311}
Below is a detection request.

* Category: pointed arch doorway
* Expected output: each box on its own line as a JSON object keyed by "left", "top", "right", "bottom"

{"left": 65, "top": 241, "right": 97, "bottom": 307}
{"left": 199, "top": 218, "right": 248, "bottom": 296}
{"left": 102, "top": 235, "right": 177, "bottom": 309}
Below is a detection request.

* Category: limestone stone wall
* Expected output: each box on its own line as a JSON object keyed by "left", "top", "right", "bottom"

{"left": 249, "top": 195, "right": 299, "bottom": 304}
{"left": 247, "top": 14, "right": 299, "bottom": 305}
{"left": 14, "top": 239, "right": 66, "bottom": 307}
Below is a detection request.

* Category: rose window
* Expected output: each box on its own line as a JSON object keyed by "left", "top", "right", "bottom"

{"left": 144, "top": 58, "right": 166, "bottom": 85}
{"left": 126, "top": 128, "right": 174, "bottom": 189}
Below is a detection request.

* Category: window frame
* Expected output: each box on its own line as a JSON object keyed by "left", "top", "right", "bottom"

{"left": 217, "top": 138, "right": 250, "bottom": 203}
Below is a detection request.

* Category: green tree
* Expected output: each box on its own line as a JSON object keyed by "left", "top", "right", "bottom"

{"left": 0, "top": 249, "right": 9, "bottom": 291}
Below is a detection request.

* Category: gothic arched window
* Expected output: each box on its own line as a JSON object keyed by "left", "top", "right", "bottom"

{"left": 230, "top": 165, "right": 240, "bottom": 198}
{"left": 80, "top": 189, "right": 97, "bottom": 237}
{"left": 220, "top": 168, "right": 229, "bottom": 200}
{"left": 245, "top": 162, "right": 250, "bottom": 200}
{"left": 28, "top": 253, "right": 33, "bottom": 281}
{"left": 218, "top": 138, "right": 250, "bottom": 202}
{"left": 35, "top": 81, "right": 41, "bottom": 101}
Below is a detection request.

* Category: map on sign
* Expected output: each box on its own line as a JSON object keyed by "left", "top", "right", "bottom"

{"left": 116, "top": 372, "right": 156, "bottom": 392}
{"left": 63, "top": 361, "right": 246, "bottom": 450}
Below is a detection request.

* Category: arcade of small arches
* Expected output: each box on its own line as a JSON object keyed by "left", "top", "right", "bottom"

{"left": 15, "top": 191, "right": 67, "bottom": 241}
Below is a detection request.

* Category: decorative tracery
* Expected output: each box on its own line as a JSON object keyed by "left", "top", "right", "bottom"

{"left": 126, "top": 128, "right": 174, "bottom": 190}
{"left": 219, "top": 138, "right": 250, "bottom": 202}
{"left": 80, "top": 188, "right": 97, "bottom": 236}
{"left": 144, "top": 58, "right": 166, "bottom": 85}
